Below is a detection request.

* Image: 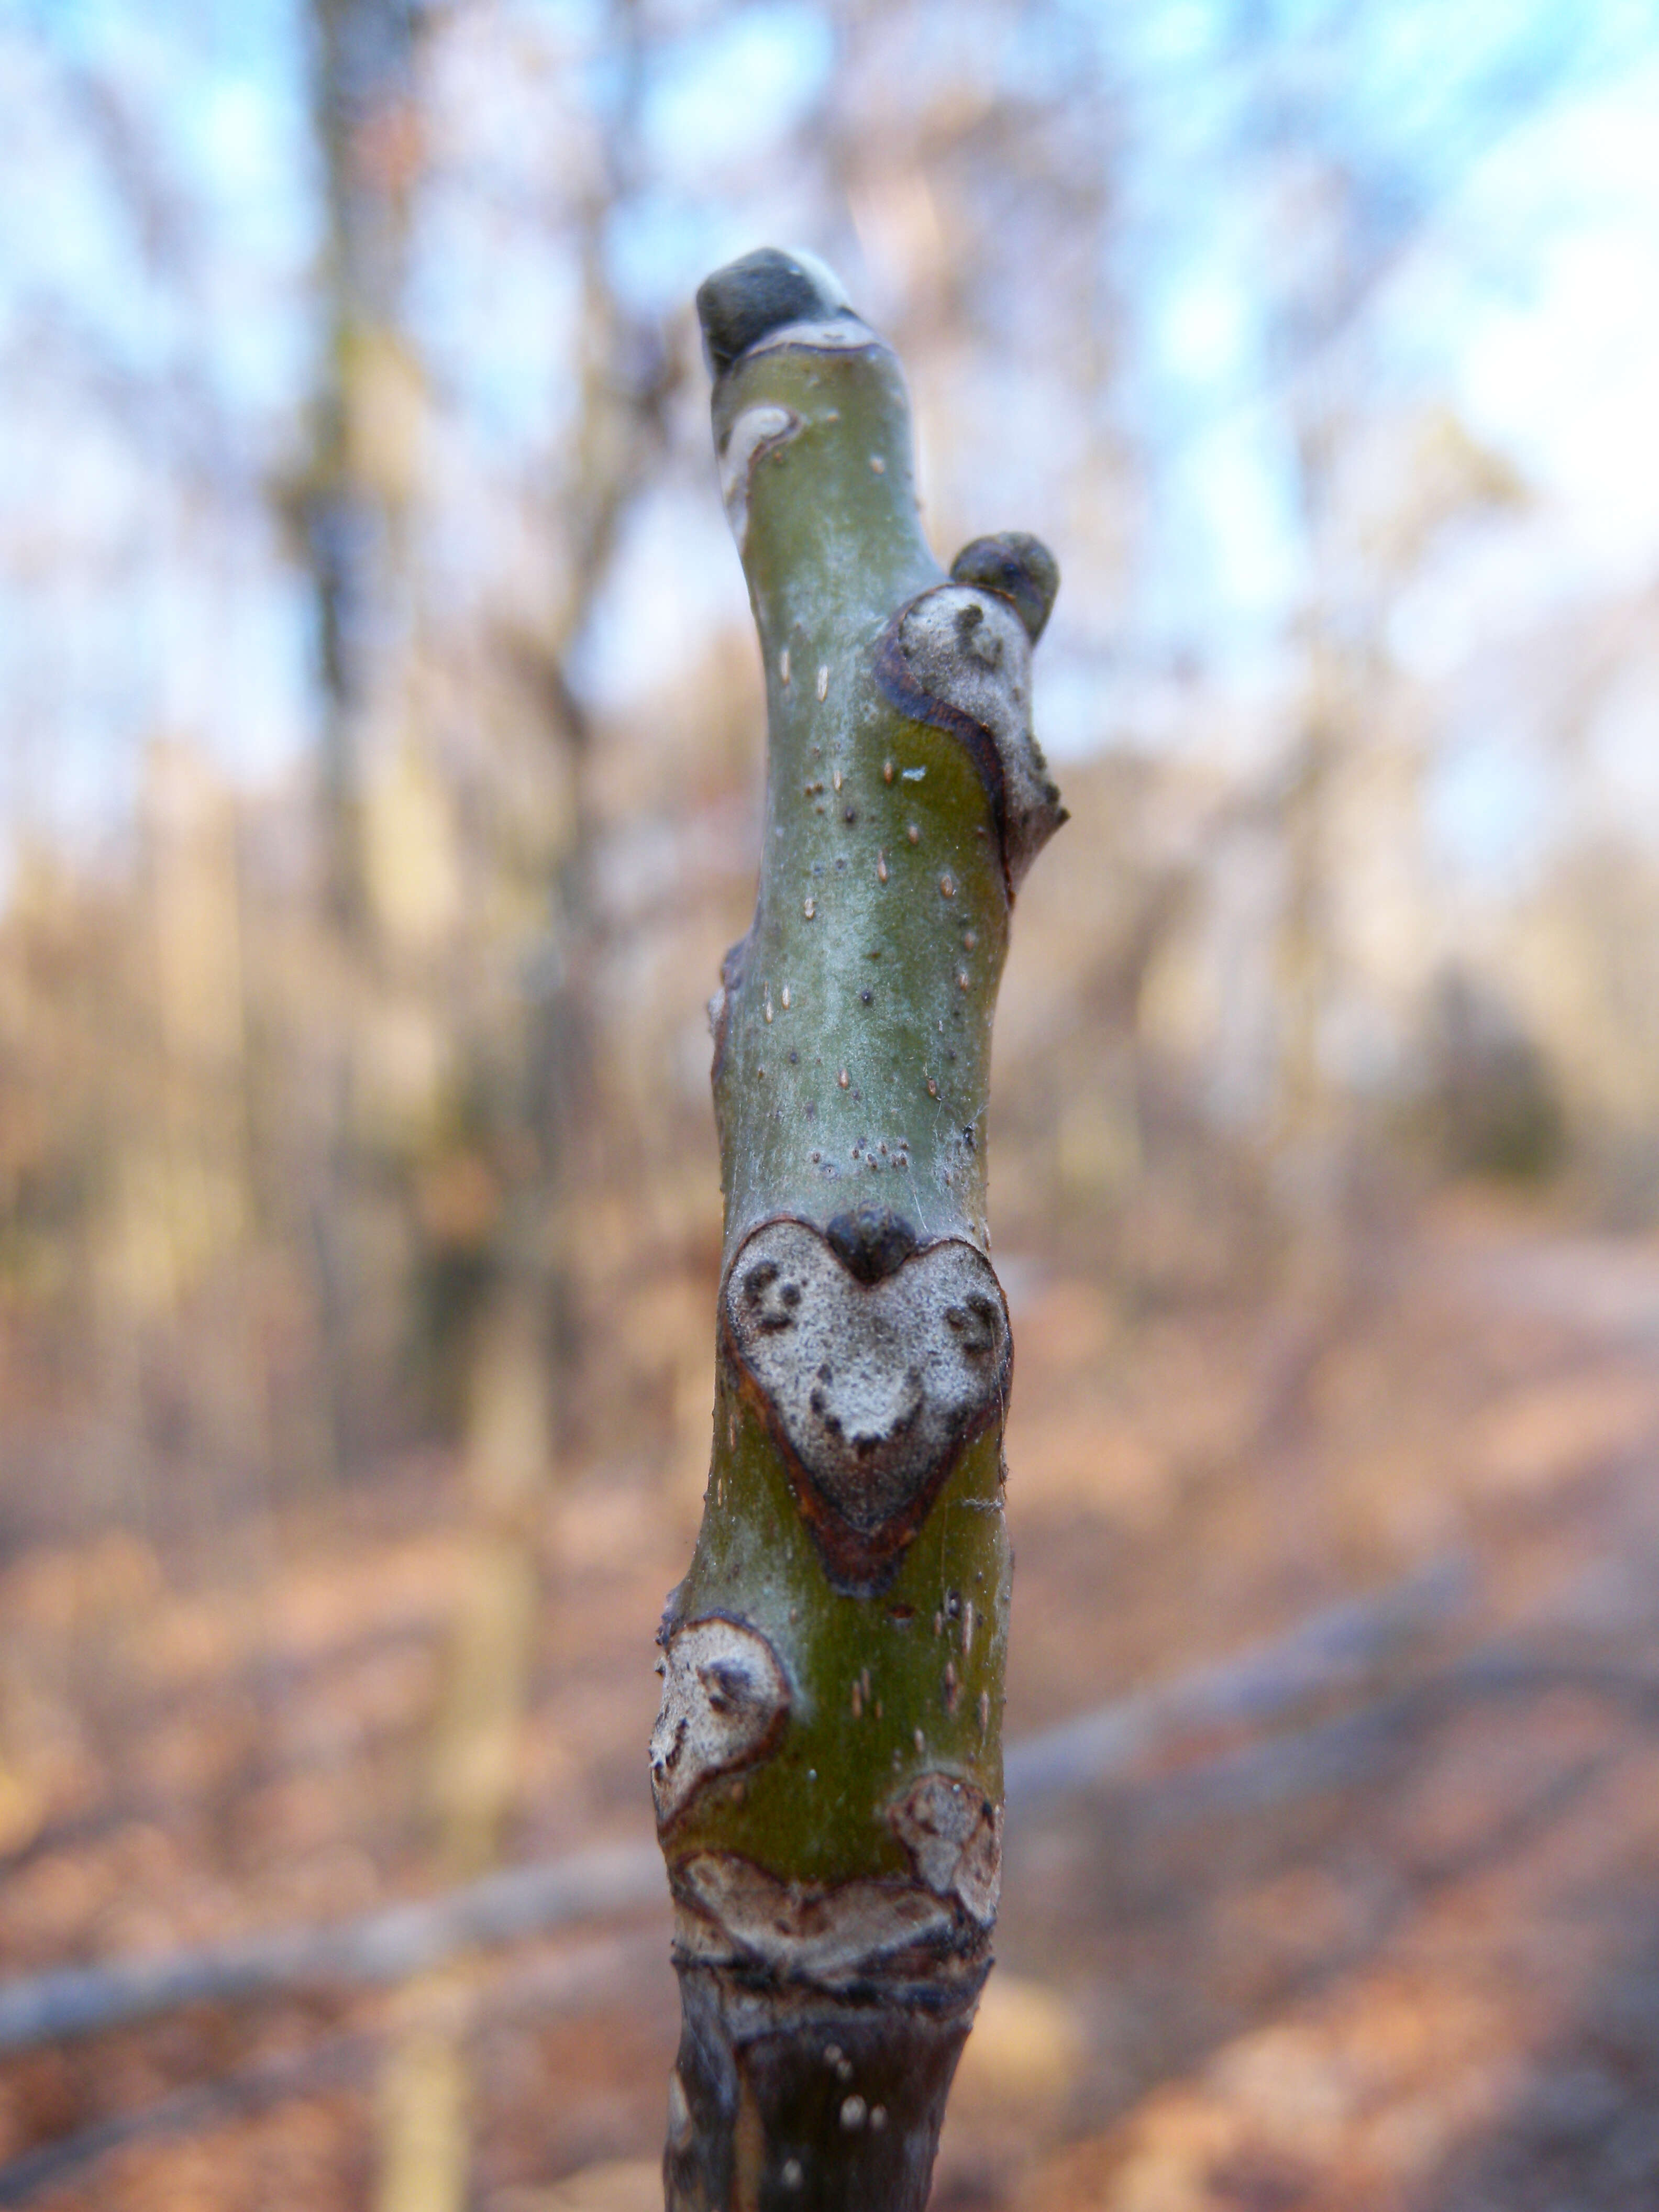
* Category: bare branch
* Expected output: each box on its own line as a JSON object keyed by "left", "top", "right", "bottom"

{"left": 0, "top": 1842, "right": 662, "bottom": 2055}
{"left": 1004, "top": 1554, "right": 1472, "bottom": 1805}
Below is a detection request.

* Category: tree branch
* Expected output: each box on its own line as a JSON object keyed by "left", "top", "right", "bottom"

{"left": 644, "top": 247, "right": 1067, "bottom": 2208}
{"left": 0, "top": 1843, "right": 661, "bottom": 2055}
{"left": 1004, "top": 1554, "right": 1470, "bottom": 1805}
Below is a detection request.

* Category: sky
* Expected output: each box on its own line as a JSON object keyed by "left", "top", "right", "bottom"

{"left": 3, "top": 0, "right": 1659, "bottom": 890}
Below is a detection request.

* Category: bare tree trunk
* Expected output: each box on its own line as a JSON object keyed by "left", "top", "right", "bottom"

{"left": 654, "top": 250, "right": 1065, "bottom": 2210}
{"left": 305, "top": 0, "right": 425, "bottom": 934}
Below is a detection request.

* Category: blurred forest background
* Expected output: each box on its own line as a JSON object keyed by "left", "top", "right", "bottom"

{"left": 4, "top": 1, "right": 1659, "bottom": 2207}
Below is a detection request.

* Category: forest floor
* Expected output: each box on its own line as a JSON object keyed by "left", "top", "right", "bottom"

{"left": 3, "top": 1193, "right": 1658, "bottom": 2210}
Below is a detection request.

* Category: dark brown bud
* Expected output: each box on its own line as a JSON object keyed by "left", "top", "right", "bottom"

{"left": 950, "top": 532, "right": 1061, "bottom": 644}
{"left": 696, "top": 248, "right": 859, "bottom": 376}
{"left": 825, "top": 1205, "right": 920, "bottom": 1282}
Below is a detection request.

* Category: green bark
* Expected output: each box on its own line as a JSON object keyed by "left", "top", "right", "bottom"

{"left": 654, "top": 250, "right": 1064, "bottom": 2211}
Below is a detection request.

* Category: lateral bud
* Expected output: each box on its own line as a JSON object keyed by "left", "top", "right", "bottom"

{"left": 875, "top": 578, "right": 1066, "bottom": 894}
